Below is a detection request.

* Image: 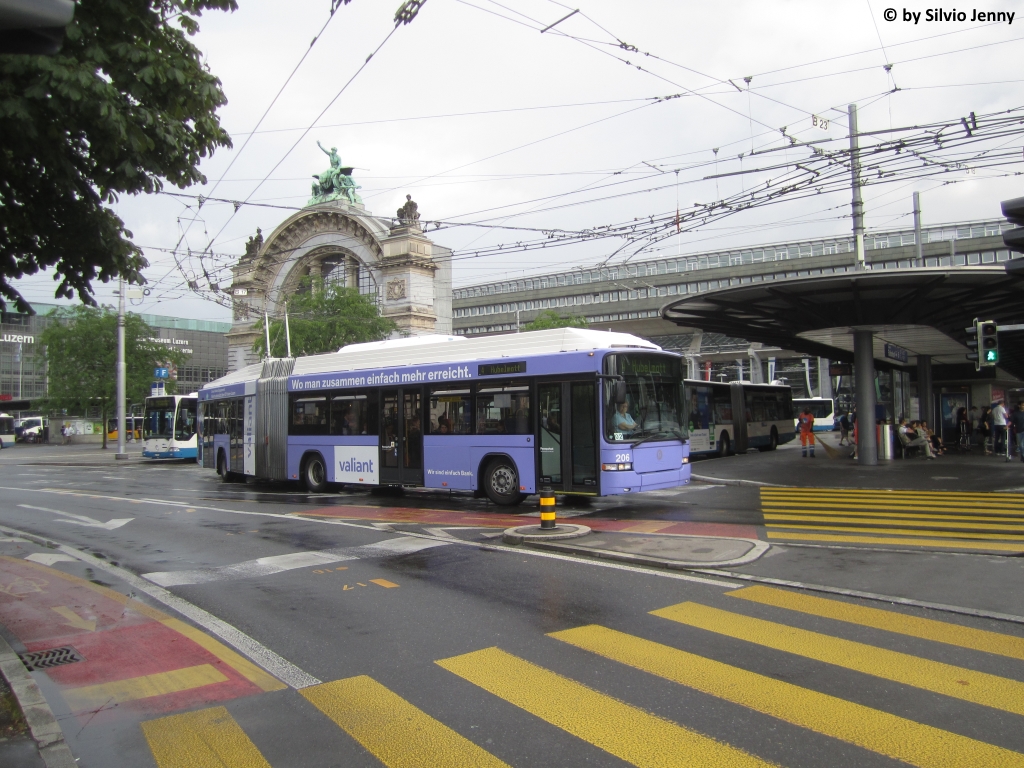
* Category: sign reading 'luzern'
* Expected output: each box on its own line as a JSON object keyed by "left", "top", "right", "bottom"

{"left": 478, "top": 361, "right": 527, "bottom": 376}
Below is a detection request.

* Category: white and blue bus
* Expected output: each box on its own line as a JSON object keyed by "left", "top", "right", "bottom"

{"left": 0, "top": 413, "right": 13, "bottom": 449}
{"left": 198, "top": 329, "right": 690, "bottom": 505}
{"left": 793, "top": 397, "right": 836, "bottom": 432}
{"left": 142, "top": 394, "right": 198, "bottom": 459}
{"left": 684, "top": 380, "right": 796, "bottom": 457}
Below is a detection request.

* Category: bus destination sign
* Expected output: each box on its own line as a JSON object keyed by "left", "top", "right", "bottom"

{"left": 478, "top": 361, "right": 527, "bottom": 376}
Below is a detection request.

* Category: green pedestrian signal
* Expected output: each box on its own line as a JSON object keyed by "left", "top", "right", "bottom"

{"left": 978, "top": 320, "right": 999, "bottom": 369}
{"left": 967, "top": 319, "right": 1000, "bottom": 370}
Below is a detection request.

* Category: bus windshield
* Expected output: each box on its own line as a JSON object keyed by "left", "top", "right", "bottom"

{"left": 604, "top": 353, "right": 683, "bottom": 443}
{"left": 144, "top": 398, "right": 175, "bottom": 439}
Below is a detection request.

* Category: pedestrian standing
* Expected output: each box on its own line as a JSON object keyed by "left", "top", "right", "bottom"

{"left": 1012, "top": 403, "right": 1024, "bottom": 463}
{"left": 837, "top": 412, "right": 850, "bottom": 445}
{"left": 993, "top": 399, "right": 1008, "bottom": 456}
{"left": 798, "top": 408, "right": 816, "bottom": 457}
{"left": 980, "top": 406, "right": 993, "bottom": 455}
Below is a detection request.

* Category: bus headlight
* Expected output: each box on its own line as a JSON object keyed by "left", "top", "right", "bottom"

{"left": 601, "top": 463, "right": 633, "bottom": 471}
{"left": 681, "top": 457, "right": 689, "bottom": 464}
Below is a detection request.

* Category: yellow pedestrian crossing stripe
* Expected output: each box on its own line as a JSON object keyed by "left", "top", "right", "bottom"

{"left": 140, "top": 593, "right": 1024, "bottom": 767}
{"left": 766, "top": 530, "right": 1024, "bottom": 551}
{"left": 653, "top": 601, "right": 1024, "bottom": 716}
{"left": 436, "top": 646, "right": 776, "bottom": 768}
{"left": 64, "top": 664, "right": 228, "bottom": 712}
{"left": 300, "top": 675, "right": 509, "bottom": 768}
{"left": 760, "top": 487, "right": 1024, "bottom": 551}
{"left": 142, "top": 706, "right": 271, "bottom": 768}
{"left": 729, "top": 585, "right": 1024, "bottom": 661}
{"left": 550, "top": 623, "right": 1024, "bottom": 768}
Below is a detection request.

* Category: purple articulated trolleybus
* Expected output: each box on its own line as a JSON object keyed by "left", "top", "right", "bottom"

{"left": 197, "top": 328, "right": 690, "bottom": 505}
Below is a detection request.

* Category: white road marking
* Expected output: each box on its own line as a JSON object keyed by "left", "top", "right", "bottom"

{"left": 24, "top": 553, "right": 77, "bottom": 566}
{"left": 17, "top": 504, "right": 133, "bottom": 530}
{"left": 643, "top": 485, "right": 722, "bottom": 496}
{"left": 142, "top": 537, "right": 449, "bottom": 587}
{"left": 0, "top": 523, "right": 321, "bottom": 690}
{"left": 0, "top": 485, "right": 742, "bottom": 589}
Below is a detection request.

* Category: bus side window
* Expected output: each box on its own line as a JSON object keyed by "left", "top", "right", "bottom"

{"left": 330, "top": 393, "right": 376, "bottom": 436}
{"left": 289, "top": 395, "right": 328, "bottom": 436}
{"left": 475, "top": 385, "right": 530, "bottom": 435}
{"left": 429, "top": 388, "right": 471, "bottom": 435}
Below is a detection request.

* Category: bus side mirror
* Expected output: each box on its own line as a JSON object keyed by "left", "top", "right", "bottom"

{"left": 613, "top": 380, "right": 627, "bottom": 405}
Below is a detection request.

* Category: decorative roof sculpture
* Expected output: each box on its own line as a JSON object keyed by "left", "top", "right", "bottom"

{"left": 309, "top": 141, "right": 362, "bottom": 205}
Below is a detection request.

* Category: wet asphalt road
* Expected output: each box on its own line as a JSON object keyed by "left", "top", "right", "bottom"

{"left": 2, "top": 453, "right": 1024, "bottom": 767}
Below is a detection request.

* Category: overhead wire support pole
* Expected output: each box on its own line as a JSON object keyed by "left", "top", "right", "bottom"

{"left": 849, "top": 103, "right": 866, "bottom": 270}
{"left": 116, "top": 276, "right": 127, "bottom": 458}
{"left": 913, "top": 191, "right": 923, "bottom": 266}
{"left": 284, "top": 303, "right": 293, "bottom": 358}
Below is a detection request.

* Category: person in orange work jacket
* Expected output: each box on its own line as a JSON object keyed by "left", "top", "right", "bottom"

{"left": 798, "top": 408, "right": 815, "bottom": 457}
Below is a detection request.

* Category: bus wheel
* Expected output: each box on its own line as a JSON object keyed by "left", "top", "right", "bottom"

{"left": 483, "top": 459, "right": 525, "bottom": 506}
{"left": 303, "top": 454, "right": 329, "bottom": 493}
{"left": 758, "top": 428, "right": 779, "bottom": 452}
{"left": 718, "top": 432, "right": 731, "bottom": 457}
{"left": 218, "top": 452, "right": 232, "bottom": 482}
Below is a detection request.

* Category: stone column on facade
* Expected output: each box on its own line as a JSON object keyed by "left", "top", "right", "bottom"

{"left": 378, "top": 215, "right": 439, "bottom": 336}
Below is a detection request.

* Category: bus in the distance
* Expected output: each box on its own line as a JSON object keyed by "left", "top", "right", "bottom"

{"left": 198, "top": 329, "right": 690, "bottom": 505}
{"left": 0, "top": 413, "right": 13, "bottom": 448}
{"left": 793, "top": 397, "right": 836, "bottom": 432}
{"left": 107, "top": 415, "right": 143, "bottom": 442}
{"left": 684, "top": 380, "right": 796, "bottom": 457}
{"left": 143, "top": 394, "right": 198, "bottom": 459}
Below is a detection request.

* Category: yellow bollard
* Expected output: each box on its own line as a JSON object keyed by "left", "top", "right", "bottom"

{"left": 539, "top": 488, "right": 556, "bottom": 529}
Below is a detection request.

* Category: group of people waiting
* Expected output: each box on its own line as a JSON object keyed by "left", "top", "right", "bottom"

{"left": 897, "top": 418, "right": 943, "bottom": 459}
{"left": 957, "top": 400, "right": 1024, "bottom": 459}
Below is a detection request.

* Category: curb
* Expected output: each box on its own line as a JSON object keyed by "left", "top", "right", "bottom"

{"left": 0, "top": 634, "right": 76, "bottom": 768}
{"left": 523, "top": 534, "right": 770, "bottom": 569}
{"left": 691, "top": 473, "right": 782, "bottom": 488}
{"left": 503, "top": 524, "right": 591, "bottom": 545}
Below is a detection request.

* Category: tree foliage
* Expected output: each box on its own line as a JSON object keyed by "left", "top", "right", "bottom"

{"left": 0, "top": 0, "right": 236, "bottom": 312}
{"left": 522, "top": 310, "right": 589, "bottom": 331}
{"left": 40, "top": 305, "right": 186, "bottom": 447}
{"left": 252, "top": 279, "right": 398, "bottom": 358}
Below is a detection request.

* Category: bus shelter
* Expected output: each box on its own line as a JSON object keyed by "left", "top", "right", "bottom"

{"left": 661, "top": 266, "right": 1024, "bottom": 465}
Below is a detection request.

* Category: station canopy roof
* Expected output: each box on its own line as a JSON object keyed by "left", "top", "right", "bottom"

{"left": 661, "top": 266, "right": 1024, "bottom": 379}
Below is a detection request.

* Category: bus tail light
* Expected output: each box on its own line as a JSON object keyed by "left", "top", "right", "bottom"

{"left": 601, "top": 462, "right": 633, "bottom": 471}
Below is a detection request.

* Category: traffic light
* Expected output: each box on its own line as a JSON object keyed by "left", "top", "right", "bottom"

{"left": 966, "top": 319, "right": 1000, "bottom": 370}
{"left": 1002, "top": 197, "right": 1024, "bottom": 254}
{"left": 979, "top": 320, "right": 999, "bottom": 367}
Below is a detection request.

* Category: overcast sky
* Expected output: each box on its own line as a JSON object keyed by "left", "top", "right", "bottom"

{"left": 14, "top": 0, "right": 1024, "bottom": 319}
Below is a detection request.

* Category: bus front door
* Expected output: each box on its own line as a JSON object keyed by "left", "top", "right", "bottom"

{"left": 380, "top": 388, "right": 424, "bottom": 486}
{"left": 537, "top": 381, "right": 598, "bottom": 494}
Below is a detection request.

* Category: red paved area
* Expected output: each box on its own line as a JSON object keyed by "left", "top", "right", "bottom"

{"left": 0, "top": 556, "right": 281, "bottom": 721}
